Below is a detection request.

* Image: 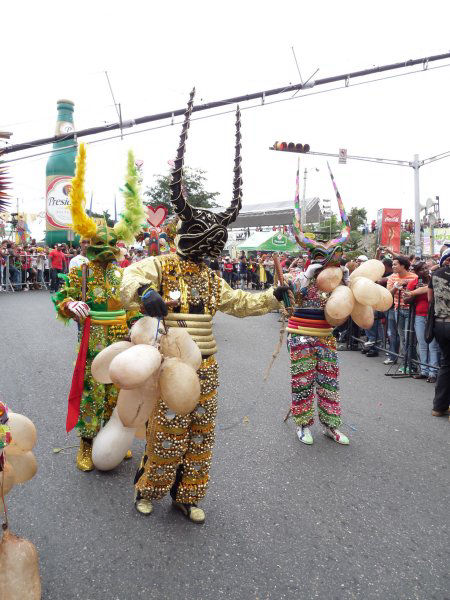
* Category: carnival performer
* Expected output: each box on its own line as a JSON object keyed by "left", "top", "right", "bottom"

{"left": 120, "top": 90, "right": 290, "bottom": 524}
{"left": 52, "top": 145, "right": 146, "bottom": 471}
{"left": 287, "top": 164, "right": 351, "bottom": 446}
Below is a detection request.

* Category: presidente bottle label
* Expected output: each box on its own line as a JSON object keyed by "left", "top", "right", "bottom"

{"left": 46, "top": 176, "right": 72, "bottom": 229}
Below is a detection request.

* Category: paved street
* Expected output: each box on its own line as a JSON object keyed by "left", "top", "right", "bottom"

{"left": 0, "top": 291, "right": 448, "bottom": 600}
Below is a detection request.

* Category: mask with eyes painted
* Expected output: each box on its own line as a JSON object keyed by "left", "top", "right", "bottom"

{"left": 170, "top": 89, "right": 242, "bottom": 261}
{"left": 293, "top": 163, "right": 350, "bottom": 266}
{"left": 69, "top": 144, "right": 146, "bottom": 262}
{"left": 310, "top": 244, "right": 344, "bottom": 267}
{"left": 86, "top": 224, "right": 121, "bottom": 263}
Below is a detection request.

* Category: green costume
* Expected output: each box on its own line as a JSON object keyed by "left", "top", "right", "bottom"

{"left": 51, "top": 144, "right": 145, "bottom": 470}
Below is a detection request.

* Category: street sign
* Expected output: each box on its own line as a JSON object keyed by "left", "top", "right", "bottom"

{"left": 338, "top": 148, "right": 347, "bottom": 164}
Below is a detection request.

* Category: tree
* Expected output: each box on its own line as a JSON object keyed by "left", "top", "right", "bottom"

{"left": 144, "top": 167, "right": 220, "bottom": 216}
{"left": 348, "top": 207, "right": 367, "bottom": 231}
{"left": 346, "top": 230, "right": 363, "bottom": 251}
{"left": 311, "top": 214, "right": 341, "bottom": 241}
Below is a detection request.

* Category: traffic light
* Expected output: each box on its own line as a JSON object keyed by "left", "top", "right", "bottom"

{"left": 272, "top": 141, "right": 310, "bottom": 153}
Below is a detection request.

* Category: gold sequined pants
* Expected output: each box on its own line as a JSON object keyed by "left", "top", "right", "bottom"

{"left": 134, "top": 356, "right": 218, "bottom": 504}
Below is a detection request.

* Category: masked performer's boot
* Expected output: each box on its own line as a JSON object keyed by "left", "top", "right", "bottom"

{"left": 76, "top": 438, "right": 94, "bottom": 471}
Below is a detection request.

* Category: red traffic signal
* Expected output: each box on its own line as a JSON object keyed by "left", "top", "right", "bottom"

{"left": 272, "top": 141, "right": 310, "bottom": 153}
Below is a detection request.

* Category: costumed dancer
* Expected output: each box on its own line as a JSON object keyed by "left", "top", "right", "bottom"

{"left": 52, "top": 145, "right": 146, "bottom": 471}
{"left": 287, "top": 164, "right": 351, "bottom": 446}
{"left": 120, "top": 90, "right": 290, "bottom": 523}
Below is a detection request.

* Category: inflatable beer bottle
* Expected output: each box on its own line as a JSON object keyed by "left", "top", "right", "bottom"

{"left": 45, "top": 99, "right": 77, "bottom": 246}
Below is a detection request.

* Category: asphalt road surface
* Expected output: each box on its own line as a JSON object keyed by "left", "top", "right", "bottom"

{"left": 0, "top": 291, "right": 448, "bottom": 600}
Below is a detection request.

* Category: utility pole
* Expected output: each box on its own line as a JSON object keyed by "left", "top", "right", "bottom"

{"left": 411, "top": 154, "right": 423, "bottom": 257}
{"left": 301, "top": 168, "right": 307, "bottom": 230}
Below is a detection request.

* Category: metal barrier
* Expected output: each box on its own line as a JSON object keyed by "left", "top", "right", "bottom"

{"left": 338, "top": 293, "right": 440, "bottom": 379}
{"left": 0, "top": 254, "right": 50, "bottom": 292}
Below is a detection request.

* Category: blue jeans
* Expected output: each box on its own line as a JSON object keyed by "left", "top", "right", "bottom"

{"left": 365, "top": 311, "right": 385, "bottom": 345}
{"left": 387, "top": 308, "right": 410, "bottom": 362}
{"left": 9, "top": 267, "right": 21, "bottom": 288}
{"left": 414, "top": 315, "right": 440, "bottom": 376}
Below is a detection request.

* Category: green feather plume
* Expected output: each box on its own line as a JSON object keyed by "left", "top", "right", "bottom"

{"left": 114, "top": 150, "right": 146, "bottom": 243}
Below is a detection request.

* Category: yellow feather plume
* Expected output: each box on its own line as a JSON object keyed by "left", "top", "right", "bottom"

{"left": 69, "top": 143, "right": 97, "bottom": 238}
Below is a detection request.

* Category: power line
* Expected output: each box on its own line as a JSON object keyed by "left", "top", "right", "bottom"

{"left": 422, "top": 151, "right": 450, "bottom": 165}
{"left": 3, "top": 60, "right": 450, "bottom": 167}
{"left": 2, "top": 51, "right": 450, "bottom": 157}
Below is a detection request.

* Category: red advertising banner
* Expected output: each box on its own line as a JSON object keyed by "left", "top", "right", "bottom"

{"left": 380, "top": 208, "right": 402, "bottom": 253}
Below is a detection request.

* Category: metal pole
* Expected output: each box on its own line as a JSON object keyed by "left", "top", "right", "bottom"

{"left": 412, "top": 154, "right": 422, "bottom": 257}
{"left": 430, "top": 224, "right": 435, "bottom": 255}
{"left": 301, "top": 168, "right": 307, "bottom": 230}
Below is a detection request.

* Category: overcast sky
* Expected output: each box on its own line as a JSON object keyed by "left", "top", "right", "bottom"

{"left": 2, "top": 0, "right": 450, "bottom": 237}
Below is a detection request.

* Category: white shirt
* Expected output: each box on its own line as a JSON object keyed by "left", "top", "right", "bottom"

{"left": 69, "top": 255, "right": 90, "bottom": 270}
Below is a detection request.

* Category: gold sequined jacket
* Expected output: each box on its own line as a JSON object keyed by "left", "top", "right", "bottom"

{"left": 120, "top": 254, "right": 281, "bottom": 356}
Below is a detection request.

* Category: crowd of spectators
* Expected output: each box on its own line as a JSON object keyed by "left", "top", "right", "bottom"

{"left": 208, "top": 247, "right": 449, "bottom": 414}
{"left": 0, "top": 240, "right": 153, "bottom": 292}
{"left": 2, "top": 237, "right": 449, "bottom": 414}
{"left": 205, "top": 253, "right": 306, "bottom": 291}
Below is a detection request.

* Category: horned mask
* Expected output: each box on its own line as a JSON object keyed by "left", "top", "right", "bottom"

{"left": 170, "top": 89, "right": 243, "bottom": 260}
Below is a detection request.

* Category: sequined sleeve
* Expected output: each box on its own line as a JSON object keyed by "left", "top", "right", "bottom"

{"left": 51, "top": 266, "right": 83, "bottom": 323}
{"left": 120, "top": 257, "right": 163, "bottom": 311}
{"left": 217, "top": 277, "right": 281, "bottom": 318}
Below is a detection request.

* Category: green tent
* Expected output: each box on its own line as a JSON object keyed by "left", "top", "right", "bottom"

{"left": 236, "top": 231, "right": 299, "bottom": 253}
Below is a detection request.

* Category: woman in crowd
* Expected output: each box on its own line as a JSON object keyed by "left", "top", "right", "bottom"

{"left": 258, "top": 254, "right": 268, "bottom": 289}
{"left": 223, "top": 256, "right": 234, "bottom": 287}
{"left": 404, "top": 262, "right": 440, "bottom": 382}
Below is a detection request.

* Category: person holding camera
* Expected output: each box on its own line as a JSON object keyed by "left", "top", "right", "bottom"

{"left": 384, "top": 256, "right": 418, "bottom": 367}
{"left": 428, "top": 249, "right": 450, "bottom": 417}
{"left": 404, "top": 263, "right": 440, "bottom": 382}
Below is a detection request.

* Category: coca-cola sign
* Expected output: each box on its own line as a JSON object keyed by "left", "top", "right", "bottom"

{"left": 381, "top": 208, "right": 402, "bottom": 252}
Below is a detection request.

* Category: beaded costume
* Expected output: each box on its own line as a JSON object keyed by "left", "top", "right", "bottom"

{"left": 120, "top": 91, "right": 282, "bottom": 511}
{"left": 52, "top": 145, "right": 145, "bottom": 469}
{"left": 121, "top": 254, "right": 278, "bottom": 504}
{"left": 287, "top": 164, "right": 351, "bottom": 436}
{"left": 288, "top": 279, "right": 341, "bottom": 428}
{"left": 54, "top": 261, "right": 138, "bottom": 437}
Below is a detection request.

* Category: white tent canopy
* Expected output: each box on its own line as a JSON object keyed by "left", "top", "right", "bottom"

{"left": 229, "top": 198, "right": 322, "bottom": 228}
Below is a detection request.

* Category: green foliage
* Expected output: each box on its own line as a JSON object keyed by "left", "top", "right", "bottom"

{"left": 144, "top": 167, "right": 220, "bottom": 216}
{"left": 348, "top": 207, "right": 367, "bottom": 231}
{"left": 311, "top": 214, "right": 340, "bottom": 241}
{"left": 347, "top": 230, "right": 363, "bottom": 251}
{"left": 343, "top": 231, "right": 367, "bottom": 260}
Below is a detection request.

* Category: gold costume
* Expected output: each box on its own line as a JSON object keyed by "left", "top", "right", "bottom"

{"left": 121, "top": 253, "right": 280, "bottom": 504}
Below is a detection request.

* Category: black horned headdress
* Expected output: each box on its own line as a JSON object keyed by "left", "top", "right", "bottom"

{"left": 171, "top": 88, "right": 242, "bottom": 260}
